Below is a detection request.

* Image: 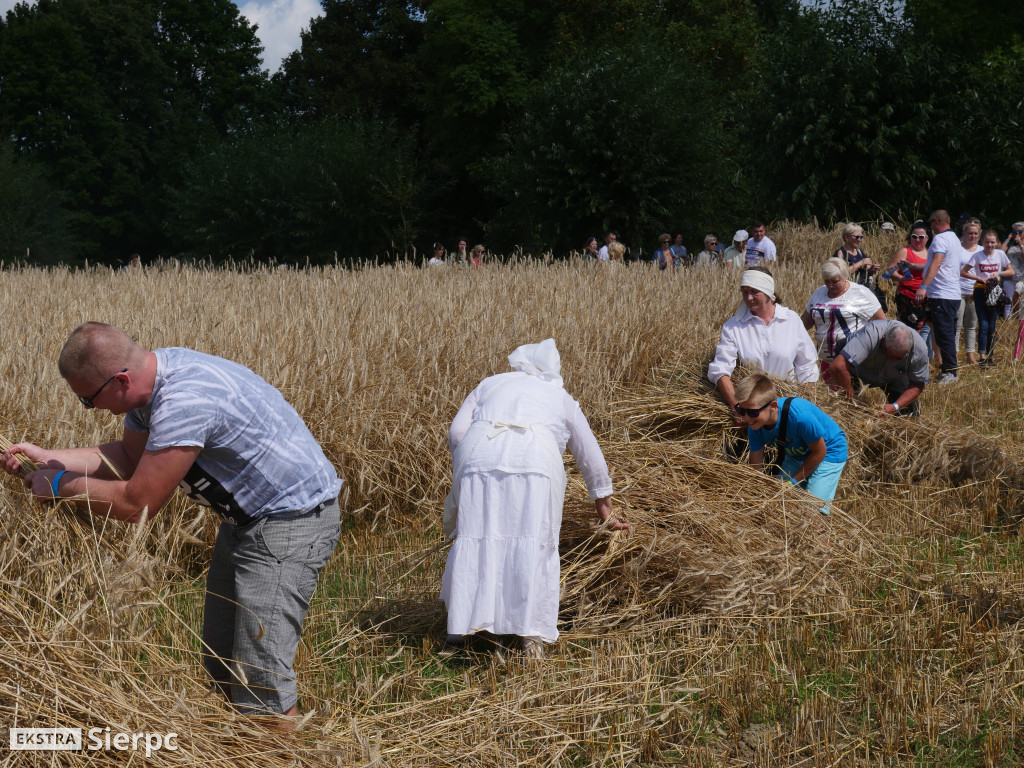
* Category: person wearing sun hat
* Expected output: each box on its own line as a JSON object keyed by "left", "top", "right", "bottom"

{"left": 723, "top": 230, "right": 748, "bottom": 270}
{"left": 440, "top": 339, "right": 629, "bottom": 658}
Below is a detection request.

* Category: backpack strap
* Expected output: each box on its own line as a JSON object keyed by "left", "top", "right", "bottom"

{"left": 776, "top": 397, "right": 795, "bottom": 455}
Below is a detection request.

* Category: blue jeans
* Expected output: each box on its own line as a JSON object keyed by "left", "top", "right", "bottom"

{"left": 920, "top": 323, "right": 933, "bottom": 360}
{"left": 974, "top": 287, "right": 998, "bottom": 357}
{"left": 929, "top": 297, "right": 960, "bottom": 374}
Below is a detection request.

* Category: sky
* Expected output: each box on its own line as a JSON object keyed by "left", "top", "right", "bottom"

{"left": 235, "top": 0, "right": 322, "bottom": 72}
{"left": 0, "top": 0, "right": 323, "bottom": 73}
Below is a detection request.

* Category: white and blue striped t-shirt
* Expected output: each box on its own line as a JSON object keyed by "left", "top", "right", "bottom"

{"left": 125, "top": 348, "right": 342, "bottom": 524}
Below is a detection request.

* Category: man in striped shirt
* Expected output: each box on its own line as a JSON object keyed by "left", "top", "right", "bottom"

{"left": 2, "top": 322, "right": 343, "bottom": 725}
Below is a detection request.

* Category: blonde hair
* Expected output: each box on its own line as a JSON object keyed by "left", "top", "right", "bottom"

{"left": 822, "top": 257, "right": 850, "bottom": 281}
{"left": 733, "top": 372, "right": 778, "bottom": 408}
{"left": 607, "top": 242, "right": 626, "bottom": 261}
{"left": 58, "top": 322, "right": 145, "bottom": 382}
{"left": 841, "top": 222, "right": 863, "bottom": 238}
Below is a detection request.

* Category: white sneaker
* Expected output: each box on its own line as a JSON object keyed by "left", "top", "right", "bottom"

{"left": 937, "top": 372, "right": 958, "bottom": 385}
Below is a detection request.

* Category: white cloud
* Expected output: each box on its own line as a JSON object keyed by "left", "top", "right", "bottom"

{"left": 0, "top": 1, "right": 321, "bottom": 74}
{"left": 236, "top": 0, "right": 323, "bottom": 73}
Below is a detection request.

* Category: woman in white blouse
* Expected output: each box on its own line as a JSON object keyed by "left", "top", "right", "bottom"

{"left": 708, "top": 267, "right": 819, "bottom": 421}
{"left": 801, "top": 257, "right": 886, "bottom": 382}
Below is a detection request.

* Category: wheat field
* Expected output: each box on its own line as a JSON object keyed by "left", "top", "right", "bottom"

{"left": 2, "top": 223, "right": 1024, "bottom": 766}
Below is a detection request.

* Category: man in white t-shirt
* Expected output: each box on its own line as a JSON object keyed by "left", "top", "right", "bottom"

{"left": 916, "top": 209, "right": 962, "bottom": 382}
{"left": 597, "top": 231, "right": 616, "bottom": 261}
{"left": 745, "top": 221, "right": 777, "bottom": 265}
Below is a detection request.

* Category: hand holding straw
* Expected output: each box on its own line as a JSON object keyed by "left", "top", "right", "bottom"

{"left": 0, "top": 435, "right": 42, "bottom": 475}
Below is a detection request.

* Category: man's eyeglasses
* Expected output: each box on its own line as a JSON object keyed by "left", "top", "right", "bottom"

{"left": 734, "top": 402, "right": 770, "bottom": 418}
{"left": 79, "top": 368, "right": 127, "bottom": 409}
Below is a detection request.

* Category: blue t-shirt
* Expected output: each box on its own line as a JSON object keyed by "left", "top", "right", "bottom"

{"left": 747, "top": 397, "right": 848, "bottom": 463}
{"left": 125, "top": 347, "right": 343, "bottom": 523}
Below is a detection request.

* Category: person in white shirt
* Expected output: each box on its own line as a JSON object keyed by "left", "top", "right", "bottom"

{"left": 723, "top": 230, "right": 748, "bottom": 270}
{"left": 916, "top": 210, "right": 963, "bottom": 382}
{"left": 956, "top": 218, "right": 982, "bottom": 364}
{"left": 708, "top": 267, "right": 818, "bottom": 419}
{"left": 597, "top": 231, "right": 616, "bottom": 261}
{"left": 745, "top": 221, "right": 777, "bottom": 265}
{"left": 428, "top": 242, "right": 446, "bottom": 266}
{"left": 802, "top": 257, "right": 886, "bottom": 383}
{"left": 441, "top": 340, "right": 629, "bottom": 659}
{"left": 961, "top": 229, "right": 1014, "bottom": 366}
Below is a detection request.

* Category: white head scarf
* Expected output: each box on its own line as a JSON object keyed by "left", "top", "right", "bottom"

{"left": 740, "top": 269, "right": 776, "bottom": 302}
{"left": 507, "top": 338, "right": 563, "bottom": 387}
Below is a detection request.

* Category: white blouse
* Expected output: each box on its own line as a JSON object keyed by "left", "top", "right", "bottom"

{"left": 707, "top": 304, "right": 819, "bottom": 384}
{"left": 449, "top": 372, "right": 613, "bottom": 501}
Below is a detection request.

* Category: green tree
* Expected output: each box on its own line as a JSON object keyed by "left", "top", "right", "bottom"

{"left": 491, "top": 42, "right": 731, "bottom": 253}
{"left": 275, "top": 0, "right": 427, "bottom": 127}
{"left": 0, "top": 144, "right": 79, "bottom": 263}
{"left": 418, "top": 0, "right": 560, "bottom": 231}
{"left": 0, "top": 0, "right": 268, "bottom": 262}
{"left": 168, "top": 117, "right": 424, "bottom": 263}
{"left": 748, "top": 0, "right": 1024, "bottom": 226}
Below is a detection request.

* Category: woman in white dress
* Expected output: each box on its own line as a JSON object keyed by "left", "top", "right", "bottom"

{"left": 440, "top": 339, "right": 629, "bottom": 657}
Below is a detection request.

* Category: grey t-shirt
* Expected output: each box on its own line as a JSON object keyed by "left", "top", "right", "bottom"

{"left": 839, "top": 320, "right": 930, "bottom": 387}
{"left": 125, "top": 348, "right": 342, "bottom": 523}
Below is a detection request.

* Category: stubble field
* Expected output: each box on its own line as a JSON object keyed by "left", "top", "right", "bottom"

{"left": 2, "top": 223, "right": 1024, "bottom": 766}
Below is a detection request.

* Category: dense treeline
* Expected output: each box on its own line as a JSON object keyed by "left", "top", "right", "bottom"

{"left": 1, "top": 0, "right": 1021, "bottom": 265}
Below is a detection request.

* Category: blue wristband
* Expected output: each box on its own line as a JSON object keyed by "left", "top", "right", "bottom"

{"left": 51, "top": 470, "right": 67, "bottom": 499}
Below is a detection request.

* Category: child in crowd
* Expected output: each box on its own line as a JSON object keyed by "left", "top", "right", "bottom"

{"left": 733, "top": 372, "right": 847, "bottom": 513}
{"left": 961, "top": 228, "right": 1014, "bottom": 366}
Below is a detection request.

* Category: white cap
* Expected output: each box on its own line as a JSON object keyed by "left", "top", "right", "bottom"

{"left": 733, "top": 230, "right": 749, "bottom": 243}
{"left": 881, "top": 222, "right": 895, "bottom": 232}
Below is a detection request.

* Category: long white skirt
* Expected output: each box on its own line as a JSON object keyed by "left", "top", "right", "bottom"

{"left": 440, "top": 470, "right": 565, "bottom": 641}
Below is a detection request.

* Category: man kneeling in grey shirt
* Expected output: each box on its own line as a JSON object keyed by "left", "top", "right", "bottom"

{"left": 827, "top": 319, "right": 930, "bottom": 417}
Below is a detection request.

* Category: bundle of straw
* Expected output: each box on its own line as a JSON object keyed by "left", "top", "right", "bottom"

{"left": 0, "top": 435, "right": 40, "bottom": 475}
{"left": 557, "top": 441, "right": 842, "bottom": 627}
